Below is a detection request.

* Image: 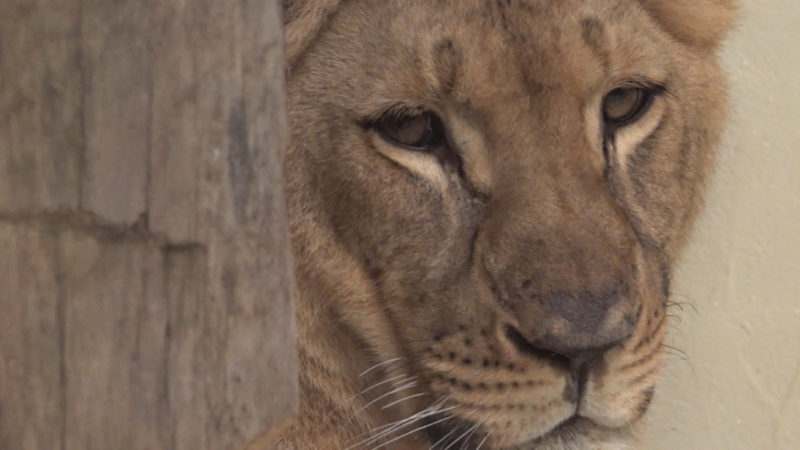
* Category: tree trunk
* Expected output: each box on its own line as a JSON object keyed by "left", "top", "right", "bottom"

{"left": 0, "top": 1, "right": 297, "bottom": 449}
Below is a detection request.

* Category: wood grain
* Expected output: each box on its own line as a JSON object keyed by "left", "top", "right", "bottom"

{"left": 0, "top": 0, "right": 296, "bottom": 448}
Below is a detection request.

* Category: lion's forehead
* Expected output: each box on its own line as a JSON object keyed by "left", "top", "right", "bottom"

{"left": 332, "top": 0, "right": 674, "bottom": 120}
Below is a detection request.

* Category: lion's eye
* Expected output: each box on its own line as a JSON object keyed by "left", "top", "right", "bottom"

{"left": 374, "top": 110, "right": 443, "bottom": 150}
{"left": 602, "top": 87, "right": 653, "bottom": 127}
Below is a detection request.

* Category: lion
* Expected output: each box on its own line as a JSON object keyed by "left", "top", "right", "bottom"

{"left": 251, "top": 0, "right": 736, "bottom": 448}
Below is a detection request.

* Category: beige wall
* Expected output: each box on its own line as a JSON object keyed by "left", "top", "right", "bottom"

{"left": 643, "top": 0, "right": 800, "bottom": 448}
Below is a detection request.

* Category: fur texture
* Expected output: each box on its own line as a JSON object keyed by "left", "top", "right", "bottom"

{"left": 250, "top": 0, "right": 735, "bottom": 448}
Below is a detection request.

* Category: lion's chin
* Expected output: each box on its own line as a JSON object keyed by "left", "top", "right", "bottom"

{"left": 521, "top": 416, "right": 634, "bottom": 450}
{"left": 426, "top": 416, "right": 634, "bottom": 450}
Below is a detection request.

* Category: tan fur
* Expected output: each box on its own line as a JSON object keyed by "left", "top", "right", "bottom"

{"left": 638, "top": 0, "right": 738, "bottom": 50}
{"left": 251, "top": 1, "right": 735, "bottom": 448}
{"left": 282, "top": 0, "right": 340, "bottom": 66}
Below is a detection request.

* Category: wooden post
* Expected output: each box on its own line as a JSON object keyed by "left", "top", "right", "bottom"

{"left": 0, "top": 1, "right": 297, "bottom": 449}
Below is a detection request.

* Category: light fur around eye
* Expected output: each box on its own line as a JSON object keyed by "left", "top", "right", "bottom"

{"left": 368, "top": 132, "right": 450, "bottom": 192}
{"left": 610, "top": 96, "right": 668, "bottom": 165}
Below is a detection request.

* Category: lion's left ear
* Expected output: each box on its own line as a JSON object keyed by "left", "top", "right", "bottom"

{"left": 637, "top": 0, "right": 738, "bottom": 51}
{"left": 283, "top": 0, "right": 341, "bottom": 67}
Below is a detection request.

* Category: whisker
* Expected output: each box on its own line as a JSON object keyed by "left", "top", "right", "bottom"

{"left": 345, "top": 379, "right": 418, "bottom": 426}
{"left": 442, "top": 418, "right": 480, "bottom": 450}
{"left": 442, "top": 428, "right": 471, "bottom": 450}
{"left": 475, "top": 431, "right": 491, "bottom": 450}
{"left": 369, "top": 415, "right": 454, "bottom": 450}
{"left": 354, "top": 396, "right": 454, "bottom": 447}
{"left": 459, "top": 421, "right": 481, "bottom": 450}
{"left": 336, "top": 374, "right": 411, "bottom": 414}
{"left": 665, "top": 313, "right": 683, "bottom": 323}
{"left": 661, "top": 344, "right": 690, "bottom": 361}
{"left": 384, "top": 397, "right": 455, "bottom": 436}
{"left": 337, "top": 353, "right": 431, "bottom": 415}
{"left": 382, "top": 392, "right": 429, "bottom": 410}
{"left": 665, "top": 298, "right": 698, "bottom": 315}
{"left": 362, "top": 374, "right": 413, "bottom": 396}
{"left": 430, "top": 421, "right": 463, "bottom": 449}
{"left": 666, "top": 322, "right": 684, "bottom": 335}
{"left": 360, "top": 357, "right": 404, "bottom": 377}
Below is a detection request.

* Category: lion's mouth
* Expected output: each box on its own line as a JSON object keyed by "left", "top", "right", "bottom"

{"left": 412, "top": 312, "right": 661, "bottom": 449}
{"left": 503, "top": 326, "right": 572, "bottom": 371}
{"left": 537, "top": 415, "right": 596, "bottom": 441}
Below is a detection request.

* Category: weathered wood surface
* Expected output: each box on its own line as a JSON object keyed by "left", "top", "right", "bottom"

{"left": 0, "top": 1, "right": 297, "bottom": 449}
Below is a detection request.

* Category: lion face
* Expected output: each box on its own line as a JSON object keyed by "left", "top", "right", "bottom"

{"left": 284, "top": 0, "right": 732, "bottom": 448}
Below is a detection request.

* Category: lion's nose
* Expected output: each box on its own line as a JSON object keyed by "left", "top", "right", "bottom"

{"left": 504, "top": 284, "right": 638, "bottom": 362}
{"left": 504, "top": 322, "right": 628, "bottom": 373}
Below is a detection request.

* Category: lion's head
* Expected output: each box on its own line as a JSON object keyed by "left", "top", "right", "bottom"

{"left": 273, "top": 0, "right": 735, "bottom": 448}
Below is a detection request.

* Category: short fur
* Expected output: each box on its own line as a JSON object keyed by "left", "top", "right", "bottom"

{"left": 250, "top": 0, "right": 735, "bottom": 448}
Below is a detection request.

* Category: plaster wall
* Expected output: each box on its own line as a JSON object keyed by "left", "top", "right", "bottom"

{"left": 643, "top": 0, "right": 800, "bottom": 448}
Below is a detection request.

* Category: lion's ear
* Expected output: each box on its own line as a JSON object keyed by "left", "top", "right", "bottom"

{"left": 637, "top": 0, "right": 738, "bottom": 50}
{"left": 283, "top": 0, "right": 341, "bottom": 67}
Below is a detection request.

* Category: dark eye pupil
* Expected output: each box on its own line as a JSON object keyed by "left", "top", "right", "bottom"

{"left": 602, "top": 87, "right": 649, "bottom": 124}
{"left": 376, "top": 111, "right": 440, "bottom": 149}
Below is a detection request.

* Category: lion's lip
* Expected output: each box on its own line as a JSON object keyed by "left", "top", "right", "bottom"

{"left": 504, "top": 325, "right": 572, "bottom": 371}
{"left": 546, "top": 414, "right": 589, "bottom": 435}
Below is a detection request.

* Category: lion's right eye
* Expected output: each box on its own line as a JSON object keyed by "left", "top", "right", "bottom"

{"left": 602, "top": 87, "right": 653, "bottom": 127}
{"left": 374, "top": 110, "right": 444, "bottom": 150}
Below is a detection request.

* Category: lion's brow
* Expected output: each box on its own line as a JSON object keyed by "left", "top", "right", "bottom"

{"left": 431, "top": 38, "right": 463, "bottom": 96}
{"left": 580, "top": 17, "right": 611, "bottom": 75}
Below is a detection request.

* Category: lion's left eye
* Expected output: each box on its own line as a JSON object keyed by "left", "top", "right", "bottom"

{"left": 602, "top": 87, "right": 653, "bottom": 127}
{"left": 374, "top": 110, "right": 444, "bottom": 150}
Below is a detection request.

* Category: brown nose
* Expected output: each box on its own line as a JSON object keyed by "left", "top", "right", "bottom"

{"left": 504, "top": 286, "right": 636, "bottom": 366}
{"left": 519, "top": 280, "right": 637, "bottom": 356}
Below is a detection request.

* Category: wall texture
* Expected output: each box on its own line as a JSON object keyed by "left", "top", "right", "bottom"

{"left": 643, "top": 0, "right": 800, "bottom": 448}
{"left": 0, "top": 1, "right": 296, "bottom": 449}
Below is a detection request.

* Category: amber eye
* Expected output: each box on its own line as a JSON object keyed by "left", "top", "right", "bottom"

{"left": 374, "top": 110, "right": 443, "bottom": 150}
{"left": 602, "top": 87, "right": 653, "bottom": 127}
